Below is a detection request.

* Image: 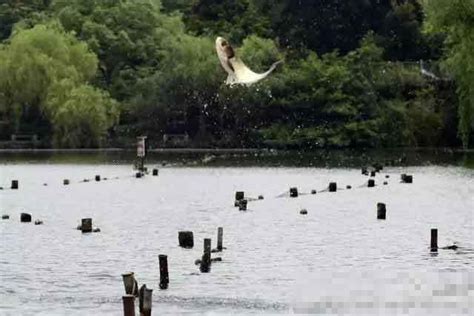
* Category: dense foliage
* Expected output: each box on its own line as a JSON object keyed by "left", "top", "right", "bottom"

{"left": 0, "top": 0, "right": 471, "bottom": 148}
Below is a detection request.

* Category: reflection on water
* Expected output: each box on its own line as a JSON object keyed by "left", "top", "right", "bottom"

{"left": 0, "top": 153, "right": 473, "bottom": 314}
{"left": 0, "top": 148, "right": 473, "bottom": 168}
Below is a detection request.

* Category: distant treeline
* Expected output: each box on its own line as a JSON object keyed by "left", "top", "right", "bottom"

{"left": 0, "top": 0, "right": 472, "bottom": 148}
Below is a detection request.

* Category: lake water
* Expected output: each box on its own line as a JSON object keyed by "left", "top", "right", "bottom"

{"left": 0, "top": 150, "right": 473, "bottom": 315}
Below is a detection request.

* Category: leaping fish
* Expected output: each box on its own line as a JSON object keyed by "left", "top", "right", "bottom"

{"left": 215, "top": 36, "right": 282, "bottom": 86}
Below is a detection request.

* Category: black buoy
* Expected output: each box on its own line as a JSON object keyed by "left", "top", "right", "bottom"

{"left": 329, "top": 182, "right": 337, "bottom": 192}
{"left": 11, "top": 180, "right": 19, "bottom": 190}
{"left": 178, "top": 231, "right": 194, "bottom": 248}
{"left": 289, "top": 187, "right": 298, "bottom": 197}
{"left": 377, "top": 203, "right": 386, "bottom": 220}
{"left": 368, "top": 179, "right": 375, "bottom": 187}
{"left": 95, "top": 175, "right": 101, "bottom": 181}
{"left": 20, "top": 213, "right": 32, "bottom": 223}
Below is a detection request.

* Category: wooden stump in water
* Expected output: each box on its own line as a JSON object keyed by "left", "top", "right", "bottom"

{"left": 377, "top": 203, "right": 386, "bottom": 220}
{"left": 403, "top": 175, "right": 413, "bottom": 183}
{"left": 200, "top": 238, "right": 211, "bottom": 273}
{"left": 217, "top": 227, "right": 223, "bottom": 251}
{"left": 11, "top": 180, "right": 19, "bottom": 190}
{"left": 20, "top": 213, "right": 31, "bottom": 223}
{"left": 159, "top": 254, "right": 169, "bottom": 289}
{"left": 63, "top": 179, "right": 70, "bottom": 185}
{"left": 136, "top": 172, "right": 142, "bottom": 178}
{"left": 34, "top": 220, "right": 43, "bottom": 225}
{"left": 431, "top": 228, "right": 438, "bottom": 252}
{"left": 346, "top": 185, "right": 352, "bottom": 189}
{"left": 178, "top": 231, "right": 194, "bottom": 248}
{"left": 370, "top": 171, "right": 376, "bottom": 177}
{"left": 238, "top": 199, "right": 247, "bottom": 211}
{"left": 81, "top": 218, "right": 92, "bottom": 233}
{"left": 2, "top": 215, "right": 9, "bottom": 220}
{"left": 152, "top": 169, "right": 159, "bottom": 176}
{"left": 368, "top": 179, "right": 375, "bottom": 187}
{"left": 329, "top": 182, "right": 337, "bottom": 192}
{"left": 122, "top": 295, "right": 135, "bottom": 316}
{"left": 235, "top": 191, "right": 244, "bottom": 201}
{"left": 300, "top": 209, "right": 308, "bottom": 215}
{"left": 139, "top": 285, "right": 153, "bottom": 316}
{"left": 361, "top": 167, "right": 368, "bottom": 175}
{"left": 95, "top": 175, "right": 101, "bottom": 181}
{"left": 258, "top": 195, "right": 264, "bottom": 200}
{"left": 289, "top": 187, "right": 298, "bottom": 198}
{"left": 311, "top": 189, "right": 317, "bottom": 195}
{"left": 122, "top": 272, "right": 137, "bottom": 295}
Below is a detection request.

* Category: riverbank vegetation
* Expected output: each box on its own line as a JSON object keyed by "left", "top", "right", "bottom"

{"left": 0, "top": 0, "right": 472, "bottom": 148}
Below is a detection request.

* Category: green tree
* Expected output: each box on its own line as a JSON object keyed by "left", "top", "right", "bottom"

{"left": 424, "top": 0, "right": 474, "bottom": 148}
{"left": 0, "top": 23, "right": 118, "bottom": 147}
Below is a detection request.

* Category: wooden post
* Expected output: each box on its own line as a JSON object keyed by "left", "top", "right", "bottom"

{"left": 178, "top": 231, "right": 194, "bottom": 248}
{"left": 289, "top": 187, "right": 298, "bottom": 197}
{"left": 329, "top": 182, "right": 337, "bottom": 192}
{"left": 370, "top": 171, "right": 376, "bottom": 177}
{"left": 152, "top": 169, "right": 159, "bottom": 176}
{"left": 122, "top": 272, "right": 137, "bottom": 295}
{"left": 122, "top": 295, "right": 135, "bottom": 316}
{"left": 217, "top": 227, "right": 223, "bottom": 251}
{"left": 20, "top": 213, "right": 31, "bottom": 223}
{"left": 377, "top": 203, "right": 386, "bottom": 220}
{"left": 368, "top": 179, "right": 375, "bottom": 187}
{"left": 238, "top": 199, "right": 247, "bottom": 211}
{"left": 11, "top": 180, "right": 18, "bottom": 190}
{"left": 136, "top": 172, "right": 142, "bottom": 178}
{"left": 361, "top": 167, "right": 368, "bottom": 175}
{"left": 431, "top": 228, "right": 438, "bottom": 252}
{"left": 141, "top": 287, "right": 152, "bottom": 316}
{"left": 200, "top": 238, "right": 211, "bottom": 273}
{"left": 159, "top": 254, "right": 169, "bottom": 289}
{"left": 81, "top": 218, "right": 92, "bottom": 233}
{"left": 95, "top": 175, "right": 101, "bottom": 181}
{"left": 235, "top": 191, "right": 244, "bottom": 201}
{"left": 63, "top": 179, "right": 70, "bottom": 185}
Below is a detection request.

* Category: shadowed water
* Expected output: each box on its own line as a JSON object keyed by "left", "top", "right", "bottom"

{"left": 0, "top": 151, "right": 473, "bottom": 315}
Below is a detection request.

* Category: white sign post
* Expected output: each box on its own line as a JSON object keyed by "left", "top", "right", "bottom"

{"left": 136, "top": 136, "right": 147, "bottom": 172}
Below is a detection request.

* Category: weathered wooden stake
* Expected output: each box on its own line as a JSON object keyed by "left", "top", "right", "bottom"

{"left": 431, "top": 228, "right": 438, "bottom": 252}
{"left": 217, "top": 227, "right": 223, "bottom": 251}
{"left": 122, "top": 295, "right": 136, "bottom": 316}
{"left": 95, "top": 175, "right": 101, "bottom": 181}
{"left": 11, "top": 180, "right": 19, "bottom": 189}
{"left": 139, "top": 286, "right": 152, "bottom": 316}
{"left": 200, "top": 238, "right": 211, "bottom": 273}
{"left": 159, "top": 254, "right": 169, "bottom": 289}
{"left": 329, "top": 182, "right": 337, "bottom": 192}
{"left": 122, "top": 272, "right": 137, "bottom": 295}
{"left": 81, "top": 218, "right": 92, "bottom": 233}
{"left": 20, "top": 213, "right": 31, "bottom": 223}
{"left": 178, "top": 231, "right": 194, "bottom": 248}
{"left": 377, "top": 203, "right": 386, "bottom": 220}
{"left": 368, "top": 179, "right": 375, "bottom": 187}
{"left": 289, "top": 187, "right": 298, "bottom": 197}
{"left": 238, "top": 199, "right": 247, "bottom": 211}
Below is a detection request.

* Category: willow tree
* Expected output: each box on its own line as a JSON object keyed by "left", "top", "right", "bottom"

{"left": 0, "top": 23, "right": 118, "bottom": 147}
{"left": 424, "top": 0, "right": 474, "bottom": 148}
